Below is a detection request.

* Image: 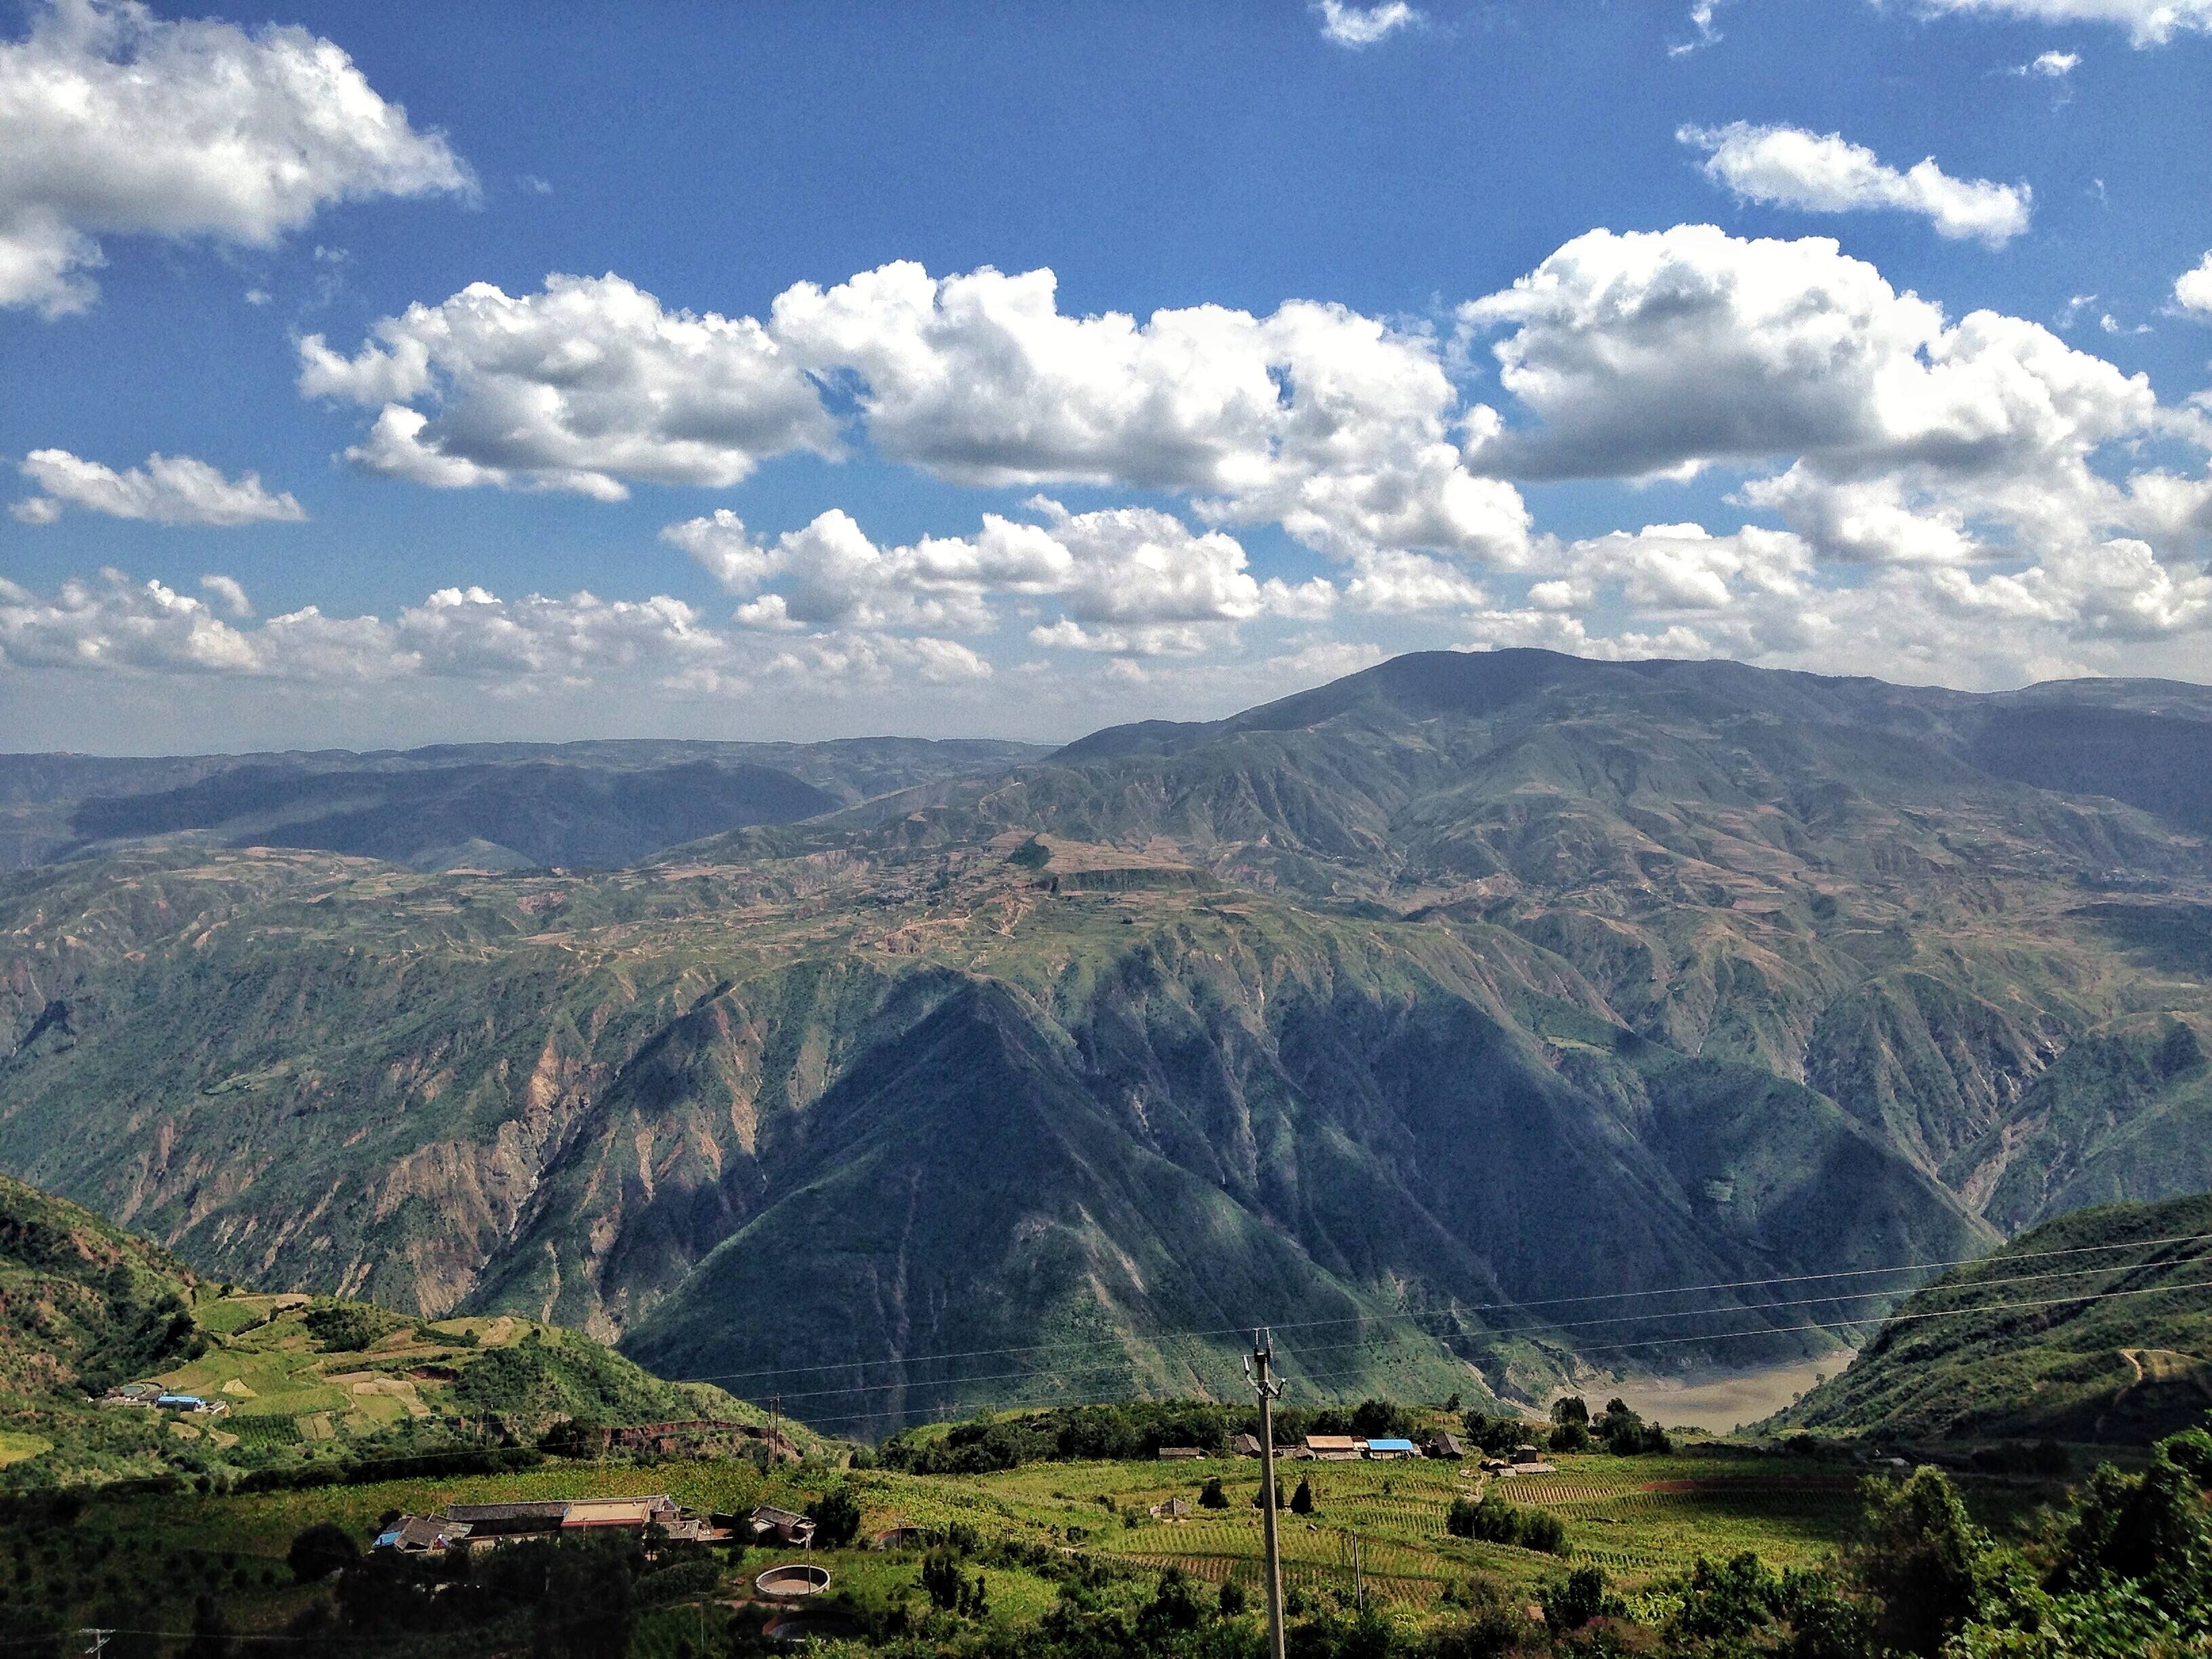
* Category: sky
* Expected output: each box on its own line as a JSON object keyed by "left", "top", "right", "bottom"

{"left": 2, "top": 0, "right": 2211, "bottom": 753}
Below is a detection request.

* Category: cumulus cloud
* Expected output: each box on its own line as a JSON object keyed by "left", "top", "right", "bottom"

{"left": 2176, "top": 252, "right": 2212, "bottom": 318}
{"left": 769, "top": 260, "right": 1528, "bottom": 564}
{"left": 1910, "top": 0, "right": 2211, "bottom": 46}
{"left": 1679, "top": 123, "right": 2032, "bottom": 245}
{"left": 0, "top": 567, "right": 994, "bottom": 698}
{"left": 1315, "top": 2, "right": 1422, "bottom": 46}
{"left": 299, "top": 272, "right": 838, "bottom": 500}
{"left": 2019, "top": 47, "right": 2082, "bottom": 71}
{"left": 1460, "top": 225, "right": 2160, "bottom": 576}
{"left": 12, "top": 448, "right": 306, "bottom": 526}
{"left": 663, "top": 499, "right": 1330, "bottom": 653}
{"left": 0, "top": 0, "right": 467, "bottom": 316}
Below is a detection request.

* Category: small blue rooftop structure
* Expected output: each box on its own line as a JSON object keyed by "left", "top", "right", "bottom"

{"left": 1363, "top": 1437, "right": 1418, "bottom": 1459}
{"left": 155, "top": 1393, "right": 214, "bottom": 1412}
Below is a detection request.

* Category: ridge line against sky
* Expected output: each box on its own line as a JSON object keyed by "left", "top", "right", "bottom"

{"left": 2, "top": 0, "right": 2209, "bottom": 752}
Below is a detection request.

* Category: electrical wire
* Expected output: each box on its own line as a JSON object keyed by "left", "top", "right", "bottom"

{"left": 670, "top": 1229, "right": 2212, "bottom": 1389}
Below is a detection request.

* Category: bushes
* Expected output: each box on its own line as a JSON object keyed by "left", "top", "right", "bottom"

{"left": 1593, "top": 1399, "right": 1670, "bottom": 1456}
{"left": 284, "top": 1523, "right": 356, "bottom": 1585}
{"left": 805, "top": 1484, "right": 862, "bottom": 1550}
{"left": 1445, "top": 1492, "right": 1566, "bottom": 1555}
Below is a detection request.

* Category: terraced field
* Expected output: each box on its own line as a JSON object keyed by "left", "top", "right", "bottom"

{"left": 832, "top": 1449, "right": 1886, "bottom": 1601}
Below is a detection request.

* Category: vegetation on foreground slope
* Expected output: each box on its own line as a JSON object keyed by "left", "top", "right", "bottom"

{"left": 1775, "top": 1192, "right": 2212, "bottom": 1447}
{"left": 0, "top": 1174, "right": 816, "bottom": 1488}
{"left": 0, "top": 1404, "right": 2205, "bottom": 1658}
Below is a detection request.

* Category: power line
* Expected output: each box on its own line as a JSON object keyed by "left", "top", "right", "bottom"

{"left": 672, "top": 1229, "right": 2212, "bottom": 1389}
{"left": 704, "top": 1246, "right": 2212, "bottom": 1408}
{"left": 766, "top": 1273, "right": 2212, "bottom": 1433}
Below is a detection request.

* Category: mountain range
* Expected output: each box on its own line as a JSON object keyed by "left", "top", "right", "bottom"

{"left": 3, "top": 648, "right": 2209, "bottom": 1435}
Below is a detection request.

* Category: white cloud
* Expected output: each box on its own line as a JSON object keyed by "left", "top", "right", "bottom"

{"left": 299, "top": 272, "right": 838, "bottom": 500}
{"left": 1460, "top": 222, "right": 2150, "bottom": 533}
{"left": 0, "top": 568, "right": 995, "bottom": 697}
{"left": 0, "top": 0, "right": 467, "bottom": 316}
{"left": 1315, "top": 1, "right": 1422, "bottom": 46}
{"left": 198, "top": 575, "right": 252, "bottom": 618}
{"left": 769, "top": 260, "right": 1528, "bottom": 565}
{"left": 1679, "top": 122, "right": 2032, "bottom": 245}
{"left": 2019, "top": 47, "right": 2082, "bottom": 70}
{"left": 1671, "top": 1, "right": 1727, "bottom": 54}
{"left": 664, "top": 499, "right": 1309, "bottom": 648}
{"left": 2175, "top": 251, "right": 2212, "bottom": 318}
{"left": 12, "top": 448, "right": 306, "bottom": 526}
{"left": 1910, "top": 0, "right": 2211, "bottom": 46}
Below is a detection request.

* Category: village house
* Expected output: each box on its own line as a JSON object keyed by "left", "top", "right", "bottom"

{"left": 1363, "top": 1437, "right": 1418, "bottom": 1460}
{"left": 747, "top": 1504, "right": 817, "bottom": 1547}
{"left": 373, "top": 1515, "right": 475, "bottom": 1555}
{"left": 403, "top": 1495, "right": 710, "bottom": 1548}
{"left": 1229, "top": 1433, "right": 1263, "bottom": 1458}
{"left": 1154, "top": 1446, "right": 1204, "bottom": 1460}
{"left": 1303, "top": 1435, "right": 1364, "bottom": 1461}
{"left": 1427, "top": 1433, "right": 1467, "bottom": 1460}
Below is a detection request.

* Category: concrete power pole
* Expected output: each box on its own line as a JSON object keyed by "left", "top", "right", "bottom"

{"left": 1245, "top": 1328, "right": 1288, "bottom": 1659}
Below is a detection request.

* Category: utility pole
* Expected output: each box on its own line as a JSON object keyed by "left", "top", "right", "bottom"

{"left": 1353, "top": 1530, "right": 1364, "bottom": 1615}
{"left": 768, "top": 1393, "right": 781, "bottom": 1470}
{"left": 78, "top": 1630, "right": 112, "bottom": 1659}
{"left": 1245, "top": 1328, "right": 1288, "bottom": 1659}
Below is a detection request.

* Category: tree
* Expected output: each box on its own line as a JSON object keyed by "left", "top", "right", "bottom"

{"left": 2047, "top": 1452, "right": 2212, "bottom": 1617}
{"left": 1252, "top": 1479, "right": 1285, "bottom": 1510}
{"left": 532, "top": 1536, "right": 639, "bottom": 1659}
{"left": 1199, "top": 1477, "right": 1227, "bottom": 1510}
{"left": 1290, "top": 1477, "right": 1315, "bottom": 1515}
{"left": 921, "top": 1549, "right": 966, "bottom": 1612}
{"left": 286, "top": 1523, "right": 358, "bottom": 1584}
{"left": 1846, "top": 1467, "right": 1990, "bottom": 1658}
{"left": 1548, "top": 1420, "right": 1591, "bottom": 1454}
{"left": 1538, "top": 1565, "right": 1614, "bottom": 1632}
{"left": 1667, "top": 1552, "right": 1781, "bottom": 1643}
{"left": 182, "top": 1597, "right": 235, "bottom": 1659}
{"left": 1218, "top": 1580, "right": 1248, "bottom": 1618}
{"left": 1550, "top": 1396, "right": 1589, "bottom": 1428}
{"left": 806, "top": 1484, "right": 863, "bottom": 1550}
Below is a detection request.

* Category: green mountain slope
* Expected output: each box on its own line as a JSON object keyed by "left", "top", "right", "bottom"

{"left": 1773, "top": 1193, "right": 2212, "bottom": 1446}
{"left": 0, "top": 1172, "right": 205, "bottom": 1404}
{"left": 1, "top": 649, "right": 2209, "bottom": 1432}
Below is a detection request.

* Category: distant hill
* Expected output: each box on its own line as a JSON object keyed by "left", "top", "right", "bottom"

{"left": 1771, "top": 1193, "right": 2212, "bottom": 1446}
{"left": 3, "top": 649, "right": 2211, "bottom": 1433}
{"left": 0, "top": 736, "right": 1051, "bottom": 872}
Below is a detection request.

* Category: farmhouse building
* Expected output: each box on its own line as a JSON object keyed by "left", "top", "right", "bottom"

{"left": 1303, "top": 1435, "right": 1363, "bottom": 1461}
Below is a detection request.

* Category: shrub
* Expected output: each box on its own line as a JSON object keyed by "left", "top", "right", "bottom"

{"left": 1199, "top": 1477, "right": 1227, "bottom": 1509}
{"left": 806, "top": 1485, "right": 862, "bottom": 1550}
{"left": 285, "top": 1523, "right": 357, "bottom": 1585}
{"left": 1538, "top": 1565, "right": 1614, "bottom": 1631}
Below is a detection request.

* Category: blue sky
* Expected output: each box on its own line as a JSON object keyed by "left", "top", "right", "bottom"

{"left": 3, "top": 0, "right": 2210, "bottom": 751}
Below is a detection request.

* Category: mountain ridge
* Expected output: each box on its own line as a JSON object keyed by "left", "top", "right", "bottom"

{"left": 2, "top": 648, "right": 2209, "bottom": 1433}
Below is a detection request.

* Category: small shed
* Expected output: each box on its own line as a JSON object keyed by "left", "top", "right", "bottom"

{"left": 1230, "top": 1433, "right": 1264, "bottom": 1458}
{"left": 1304, "top": 1435, "right": 1363, "bottom": 1462}
{"left": 1149, "top": 1497, "right": 1195, "bottom": 1519}
{"left": 374, "top": 1515, "right": 474, "bottom": 1555}
{"left": 749, "top": 1504, "right": 818, "bottom": 1548}
{"left": 1427, "top": 1433, "right": 1467, "bottom": 1460}
{"left": 1364, "top": 1437, "right": 1418, "bottom": 1460}
{"left": 1512, "top": 1444, "right": 1544, "bottom": 1465}
{"left": 1155, "top": 1446, "right": 1205, "bottom": 1460}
